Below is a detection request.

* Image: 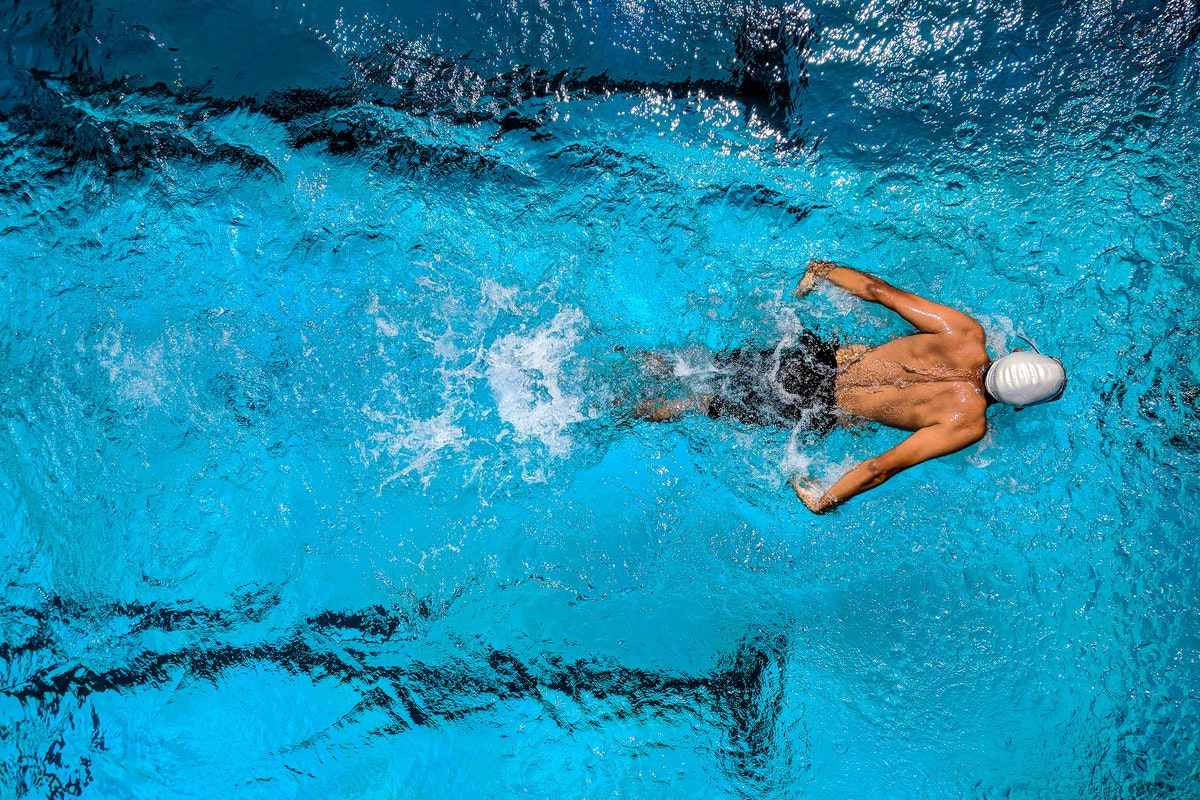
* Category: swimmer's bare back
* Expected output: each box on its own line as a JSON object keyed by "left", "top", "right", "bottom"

{"left": 791, "top": 260, "right": 990, "bottom": 513}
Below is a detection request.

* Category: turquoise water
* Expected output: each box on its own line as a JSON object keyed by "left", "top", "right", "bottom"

{"left": 2, "top": 1, "right": 1198, "bottom": 797}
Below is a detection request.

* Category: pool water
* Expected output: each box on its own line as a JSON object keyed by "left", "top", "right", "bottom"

{"left": 2, "top": 1, "right": 1198, "bottom": 798}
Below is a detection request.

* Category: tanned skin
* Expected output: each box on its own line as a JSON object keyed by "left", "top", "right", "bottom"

{"left": 635, "top": 260, "right": 993, "bottom": 512}
{"left": 788, "top": 260, "right": 990, "bottom": 513}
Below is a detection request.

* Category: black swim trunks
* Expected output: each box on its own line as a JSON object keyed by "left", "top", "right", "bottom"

{"left": 706, "top": 330, "right": 839, "bottom": 433}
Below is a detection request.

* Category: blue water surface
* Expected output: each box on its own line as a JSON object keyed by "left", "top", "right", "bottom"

{"left": 1, "top": 1, "right": 1198, "bottom": 798}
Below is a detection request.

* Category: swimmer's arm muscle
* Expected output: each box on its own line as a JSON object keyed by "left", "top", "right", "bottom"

{"left": 795, "top": 260, "right": 982, "bottom": 337}
{"left": 792, "top": 421, "right": 985, "bottom": 513}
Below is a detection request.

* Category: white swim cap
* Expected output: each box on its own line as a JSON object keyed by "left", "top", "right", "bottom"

{"left": 985, "top": 351, "right": 1066, "bottom": 407}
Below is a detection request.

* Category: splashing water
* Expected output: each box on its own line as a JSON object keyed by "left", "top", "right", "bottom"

{"left": 1, "top": 1, "right": 1199, "bottom": 798}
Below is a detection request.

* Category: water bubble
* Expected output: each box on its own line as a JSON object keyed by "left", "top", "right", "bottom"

{"left": 954, "top": 121, "right": 978, "bottom": 149}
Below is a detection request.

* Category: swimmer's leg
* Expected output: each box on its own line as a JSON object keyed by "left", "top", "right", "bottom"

{"left": 633, "top": 350, "right": 674, "bottom": 379}
{"left": 633, "top": 395, "right": 713, "bottom": 422}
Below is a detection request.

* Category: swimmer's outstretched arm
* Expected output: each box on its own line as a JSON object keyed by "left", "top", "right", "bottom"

{"left": 793, "top": 260, "right": 983, "bottom": 337}
{"left": 791, "top": 420, "right": 985, "bottom": 513}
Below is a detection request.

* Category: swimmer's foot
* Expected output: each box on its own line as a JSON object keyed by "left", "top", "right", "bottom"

{"left": 633, "top": 395, "right": 712, "bottom": 422}
{"left": 633, "top": 350, "right": 673, "bottom": 379}
{"left": 633, "top": 397, "right": 674, "bottom": 422}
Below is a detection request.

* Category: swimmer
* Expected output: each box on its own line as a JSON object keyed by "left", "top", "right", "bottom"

{"left": 636, "top": 259, "right": 1066, "bottom": 513}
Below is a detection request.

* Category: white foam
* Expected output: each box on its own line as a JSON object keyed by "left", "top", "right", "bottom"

{"left": 669, "top": 346, "right": 716, "bottom": 380}
{"left": 781, "top": 429, "right": 817, "bottom": 481}
{"left": 363, "top": 407, "right": 467, "bottom": 490}
{"left": 773, "top": 305, "right": 805, "bottom": 339}
{"left": 818, "top": 284, "right": 861, "bottom": 317}
{"left": 95, "top": 329, "right": 167, "bottom": 406}
{"left": 366, "top": 291, "right": 401, "bottom": 338}
{"left": 358, "top": 276, "right": 537, "bottom": 489}
{"left": 978, "top": 314, "right": 1017, "bottom": 357}
{"left": 966, "top": 424, "right": 998, "bottom": 468}
{"left": 486, "top": 308, "right": 588, "bottom": 457}
{"left": 479, "top": 278, "right": 521, "bottom": 316}
{"left": 781, "top": 430, "right": 862, "bottom": 495}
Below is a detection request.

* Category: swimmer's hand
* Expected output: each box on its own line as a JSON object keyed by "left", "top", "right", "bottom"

{"left": 792, "top": 259, "right": 839, "bottom": 298}
{"left": 790, "top": 475, "right": 830, "bottom": 514}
